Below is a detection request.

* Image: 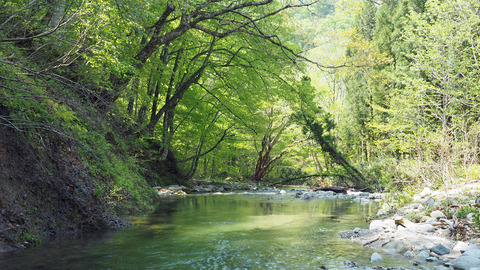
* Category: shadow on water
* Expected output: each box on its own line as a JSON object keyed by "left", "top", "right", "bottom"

{"left": 0, "top": 193, "right": 412, "bottom": 269}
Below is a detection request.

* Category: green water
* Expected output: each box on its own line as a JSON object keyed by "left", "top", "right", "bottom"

{"left": 0, "top": 193, "right": 411, "bottom": 269}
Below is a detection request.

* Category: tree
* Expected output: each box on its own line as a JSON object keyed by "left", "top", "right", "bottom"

{"left": 393, "top": 0, "right": 480, "bottom": 185}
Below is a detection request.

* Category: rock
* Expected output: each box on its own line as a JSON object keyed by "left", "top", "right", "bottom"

{"left": 421, "top": 196, "right": 435, "bottom": 206}
{"left": 383, "top": 240, "right": 411, "bottom": 254}
{"left": 424, "top": 243, "right": 436, "bottom": 250}
{"left": 425, "top": 217, "right": 438, "bottom": 224}
{"left": 383, "top": 219, "right": 396, "bottom": 229}
{"left": 204, "top": 185, "right": 215, "bottom": 192}
{"left": 359, "top": 192, "right": 370, "bottom": 197}
{"left": 279, "top": 190, "right": 287, "bottom": 195}
{"left": 368, "top": 193, "right": 384, "bottom": 200}
{"left": 463, "top": 249, "right": 480, "bottom": 259}
{"left": 430, "top": 244, "right": 450, "bottom": 255}
{"left": 168, "top": 185, "right": 186, "bottom": 192}
{"left": 301, "top": 192, "right": 313, "bottom": 200}
{"left": 453, "top": 241, "right": 469, "bottom": 253}
{"left": 370, "top": 252, "right": 383, "bottom": 262}
{"left": 174, "top": 190, "right": 186, "bottom": 195}
{"left": 370, "top": 220, "right": 386, "bottom": 230}
{"left": 452, "top": 256, "right": 480, "bottom": 270}
{"left": 420, "top": 187, "right": 432, "bottom": 198}
{"left": 430, "top": 210, "right": 446, "bottom": 219}
{"left": 404, "top": 250, "right": 415, "bottom": 258}
{"left": 408, "top": 223, "right": 436, "bottom": 233}
{"left": 414, "top": 250, "right": 430, "bottom": 264}
{"left": 426, "top": 256, "right": 439, "bottom": 262}
{"left": 464, "top": 245, "right": 480, "bottom": 253}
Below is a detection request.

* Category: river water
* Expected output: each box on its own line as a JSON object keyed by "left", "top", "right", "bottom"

{"left": 0, "top": 192, "right": 412, "bottom": 269}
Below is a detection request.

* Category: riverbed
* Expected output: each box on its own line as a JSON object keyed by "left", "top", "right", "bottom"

{"left": 0, "top": 192, "right": 413, "bottom": 269}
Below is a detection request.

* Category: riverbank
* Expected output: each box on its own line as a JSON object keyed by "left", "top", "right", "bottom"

{"left": 155, "top": 182, "right": 384, "bottom": 203}
{"left": 0, "top": 117, "right": 135, "bottom": 252}
{"left": 340, "top": 185, "right": 480, "bottom": 270}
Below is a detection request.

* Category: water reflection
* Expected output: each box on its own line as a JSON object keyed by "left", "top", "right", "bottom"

{"left": 0, "top": 194, "right": 410, "bottom": 269}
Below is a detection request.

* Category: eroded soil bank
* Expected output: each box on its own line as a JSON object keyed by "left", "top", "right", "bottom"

{"left": 0, "top": 110, "right": 129, "bottom": 252}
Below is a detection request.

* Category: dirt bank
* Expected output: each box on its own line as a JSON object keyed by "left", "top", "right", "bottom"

{"left": 0, "top": 108, "right": 129, "bottom": 252}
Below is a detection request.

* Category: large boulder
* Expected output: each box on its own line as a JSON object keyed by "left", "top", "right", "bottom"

{"left": 453, "top": 256, "right": 480, "bottom": 270}
{"left": 463, "top": 249, "right": 480, "bottom": 259}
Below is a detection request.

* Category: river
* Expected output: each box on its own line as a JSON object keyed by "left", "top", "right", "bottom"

{"left": 0, "top": 192, "right": 412, "bottom": 269}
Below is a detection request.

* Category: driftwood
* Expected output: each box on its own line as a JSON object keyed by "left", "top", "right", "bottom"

{"left": 313, "top": 186, "right": 347, "bottom": 194}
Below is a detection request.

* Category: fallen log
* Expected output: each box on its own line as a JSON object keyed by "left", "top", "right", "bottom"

{"left": 313, "top": 186, "right": 347, "bottom": 194}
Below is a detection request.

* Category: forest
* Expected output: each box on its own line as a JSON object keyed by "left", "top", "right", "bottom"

{"left": 1, "top": 0, "right": 480, "bottom": 210}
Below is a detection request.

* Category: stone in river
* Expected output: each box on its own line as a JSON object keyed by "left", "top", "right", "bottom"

{"left": 370, "top": 252, "right": 383, "bottom": 263}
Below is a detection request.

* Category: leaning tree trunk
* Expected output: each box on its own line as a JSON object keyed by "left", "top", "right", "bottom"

{"left": 304, "top": 117, "right": 367, "bottom": 188}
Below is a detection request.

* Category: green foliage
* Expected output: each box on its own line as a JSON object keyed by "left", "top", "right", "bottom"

{"left": 455, "top": 205, "right": 477, "bottom": 219}
{"left": 455, "top": 205, "right": 480, "bottom": 229}
{"left": 19, "top": 232, "right": 42, "bottom": 246}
